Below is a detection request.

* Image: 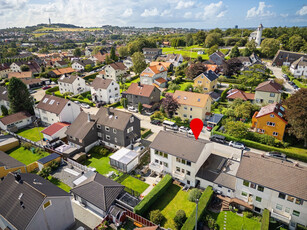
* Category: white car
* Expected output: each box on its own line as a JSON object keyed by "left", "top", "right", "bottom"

{"left": 128, "top": 106, "right": 137, "bottom": 112}
{"left": 81, "top": 103, "right": 90, "bottom": 109}
{"left": 74, "top": 101, "right": 81, "bottom": 104}
{"left": 229, "top": 141, "right": 245, "bottom": 150}
{"left": 144, "top": 110, "right": 154, "bottom": 116}
{"left": 179, "top": 126, "right": 189, "bottom": 133}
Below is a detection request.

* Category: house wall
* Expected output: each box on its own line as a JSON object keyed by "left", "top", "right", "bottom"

{"left": 59, "top": 102, "right": 81, "bottom": 124}
{"left": 0, "top": 69, "right": 10, "bottom": 78}
{"left": 10, "top": 63, "right": 21, "bottom": 72}
{"left": 0, "top": 165, "right": 27, "bottom": 179}
{"left": 290, "top": 65, "right": 307, "bottom": 79}
{"left": 67, "top": 124, "right": 98, "bottom": 151}
{"left": 91, "top": 81, "right": 120, "bottom": 104}
{"left": 125, "top": 87, "right": 160, "bottom": 108}
{"left": 175, "top": 99, "right": 211, "bottom": 121}
{"left": 27, "top": 197, "right": 75, "bottom": 230}
{"left": 35, "top": 108, "right": 60, "bottom": 126}
{"left": 0, "top": 138, "right": 19, "bottom": 152}
{"left": 104, "top": 65, "right": 127, "bottom": 82}
{"left": 0, "top": 216, "right": 17, "bottom": 230}
{"left": 74, "top": 195, "right": 107, "bottom": 217}
{"left": 254, "top": 91, "right": 281, "bottom": 105}
{"left": 193, "top": 76, "right": 218, "bottom": 93}
{"left": 72, "top": 62, "right": 84, "bottom": 71}
{"left": 43, "top": 127, "right": 68, "bottom": 141}
{"left": 59, "top": 77, "right": 89, "bottom": 95}
{"left": 0, "top": 117, "right": 32, "bottom": 131}
{"left": 127, "top": 157, "right": 139, "bottom": 173}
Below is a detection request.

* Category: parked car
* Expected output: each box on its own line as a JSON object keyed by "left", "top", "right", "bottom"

{"left": 128, "top": 106, "right": 137, "bottom": 112}
{"left": 179, "top": 126, "right": 189, "bottom": 133}
{"left": 144, "top": 110, "right": 154, "bottom": 116}
{"left": 267, "top": 151, "right": 287, "bottom": 160}
{"left": 81, "top": 103, "right": 90, "bottom": 109}
{"left": 74, "top": 101, "right": 81, "bottom": 104}
{"left": 283, "top": 75, "right": 290, "bottom": 81}
{"left": 206, "top": 124, "right": 214, "bottom": 131}
{"left": 42, "top": 86, "right": 51, "bottom": 90}
{"left": 150, "top": 120, "right": 162, "bottom": 126}
{"left": 288, "top": 81, "right": 295, "bottom": 86}
{"left": 209, "top": 135, "right": 226, "bottom": 144}
{"left": 229, "top": 141, "right": 245, "bottom": 150}
{"left": 29, "top": 90, "right": 37, "bottom": 94}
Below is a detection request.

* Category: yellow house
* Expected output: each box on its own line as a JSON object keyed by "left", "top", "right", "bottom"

{"left": 173, "top": 90, "right": 212, "bottom": 121}
{"left": 0, "top": 150, "right": 26, "bottom": 179}
{"left": 193, "top": 70, "right": 219, "bottom": 93}
{"left": 251, "top": 103, "right": 287, "bottom": 141}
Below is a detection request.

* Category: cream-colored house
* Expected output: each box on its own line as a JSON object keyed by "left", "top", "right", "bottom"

{"left": 193, "top": 70, "right": 219, "bottom": 93}
{"left": 255, "top": 80, "right": 282, "bottom": 105}
{"left": 173, "top": 90, "right": 212, "bottom": 121}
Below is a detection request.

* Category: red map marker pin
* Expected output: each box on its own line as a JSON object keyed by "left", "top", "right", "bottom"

{"left": 190, "top": 118, "right": 203, "bottom": 140}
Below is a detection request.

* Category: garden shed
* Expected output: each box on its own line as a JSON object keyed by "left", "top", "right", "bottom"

{"left": 109, "top": 148, "right": 139, "bottom": 173}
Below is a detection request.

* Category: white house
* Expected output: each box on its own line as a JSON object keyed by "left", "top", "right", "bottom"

{"left": 123, "top": 57, "right": 133, "bottom": 69}
{"left": 249, "top": 24, "right": 263, "bottom": 46}
{"left": 72, "top": 60, "right": 94, "bottom": 71}
{"left": 102, "top": 62, "right": 127, "bottom": 82}
{"left": 90, "top": 77, "right": 120, "bottom": 104}
{"left": 58, "top": 74, "right": 90, "bottom": 95}
{"left": 0, "top": 86, "right": 10, "bottom": 115}
{"left": 41, "top": 122, "right": 70, "bottom": 141}
{"left": 140, "top": 63, "right": 168, "bottom": 88}
{"left": 290, "top": 57, "right": 307, "bottom": 79}
{"left": 35, "top": 95, "right": 81, "bottom": 126}
{"left": 0, "top": 111, "right": 33, "bottom": 131}
{"left": 165, "top": 53, "right": 183, "bottom": 67}
{"left": 109, "top": 148, "right": 139, "bottom": 173}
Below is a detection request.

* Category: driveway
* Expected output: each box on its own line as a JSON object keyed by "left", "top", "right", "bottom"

{"left": 31, "top": 88, "right": 46, "bottom": 101}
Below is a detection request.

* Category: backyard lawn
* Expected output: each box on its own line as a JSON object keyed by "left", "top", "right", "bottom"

{"left": 7, "top": 146, "right": 49, "bottom": 165}
{"left": 17, "top": 127, "right": 45, "bottom": 142}
{"left": 146, "top": 184, "right": 196, "bottom": 229}
{"left": 117, "top": 174, "right": 149, "bottom": 194}
{"left": 209, "top": 211, "right": 261, "bottom": 230}
{"left": 48, "top": 176, "right": 71, "bottom": 193}
{"left": 120, "top": 77, "right": 140, "bottom": 93}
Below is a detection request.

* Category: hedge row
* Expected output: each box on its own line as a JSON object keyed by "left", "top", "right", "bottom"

{"left": 106, "top": 101, "right": 120, "bottom": 108}
{"left": 70, "top": 97, "right": 94, "bottom": 106}
{"left": 141, "top": 129, "right": 152, "bottom": 139}
{"left": 46, "top": 86, "right": 59, "bottom": 94}
{"left": 261, "top": 209, "right": 270, "bottom": 230}
{"left": 134, "top": 174, "right": 173, "bottom": 215}
{"left": 212, "top": 130, "right": 307, "bottom": 162}
{"left": 181, "top": 186, "right": 214, "bottom": 230}
{"left": 83, "top": 73, "right": 98, "bottom": 80}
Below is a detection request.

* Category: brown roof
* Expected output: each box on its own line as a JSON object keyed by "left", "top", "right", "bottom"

{"left": 135, "top": 227, "right": 159, "bottom": 230}
{"left": 141, "top": 65, "right": 167, "bottom": 77}
{"left": 155, "top": 77, "right": 167, "bottom": 84}
{"left": 150, "top": 62, "right": 172, "bottom": 69}
{"left": 0, "top": 111, "right": 32, "bottom": 125}
{"left": 255, "top": 103, "right": 287, "bottom": 123}
{"left": 237, "top": 152, "right": 307, "bottom": 200}
{"left": 0, "top": 64, "right": 10, "bottom": 71}
{"left": 36, "top": 95, "right": 70, "bottom": 115}
{"left": 21, "top": 78, "right": 42, "bottom": 85}
{"left": 109, "top": 62, "right": 127, "bottom": 71}
{"left": 94, "top": 52, "right": 107, "bottom": 62}
{"left": 173, "top": 90, "right": 210, "bottom": 108}
{"left": 58, "top": 75, "right": 79, "bottom": 84}
{"left": 42, "top": 122, "right": 70, "bottom": 136}
{"left": 91, "top": 78, "right": 113, "bottom": 90}
{"left": 8, "top": 71, "right": 32, "bottom": 79}
{"left": 65, "top": 112, "right": 96, "bottom": 139}
{"left": 226, "top": 89, "right": 255, "bottom": 101}
{"left": 124, "top": 83, "right": 157, "bottom": 97}
{"left": 51, "top": 67, "right": 75, "bottom": 76}
{"left": 255, "top": 80, "right": 282, "bottom": 93}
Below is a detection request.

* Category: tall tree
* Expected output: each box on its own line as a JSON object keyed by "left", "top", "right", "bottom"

{"left": 194, "top": 31, "right": 207, "bottom": 45}
{"left": 222, "top": 58, "right": 242, "bottom": 76}
{"left": 289, "top": 35, "right": 305, "bottom": 52}
{"left": 132, "top": 52, "right": 147, "bottom": 74}
{"left": 284, "top": 89, "right": 307, "bottom": 147}
{"left": 230, "top": 45, "right": 240, "bottom": 58}
{"left": 73, "top": 47, "right": 82, "bottom": 57}
{"left": 225, "top": 121, "right": 248, "bottom": 139}
{"left": 185, "top": 63, "right": 207, "bottom": 80}
{"left": 245, "top": 40, "right": 257, "bottom": 52}
{"left": 8, "top": 78, "right": 34, "bottom": 114}
{"left": 204, "top": 33, "right": 222, "bottom": 48}
{"left": 20, "top": 64, "right": 30, "bottom": 71}
{"left": 260, "top": 38, "right": 280, "bottom": 58}
{"left": 162, "top": 94, "right": 180, "bottom": 118}
{"left": 168, "top": 83, "right": 180, "bottom": 92}
{"left": 207, "top": 44, "right": 219, "bottom": 55}
{"left": 118, "top": 46, "right": 129, "bottom": 58}
{"left": 185, "top": 33, "right": 194, "bottom": 46}
{"left": 110, "top": 46, "right": 117, "bottom": 61}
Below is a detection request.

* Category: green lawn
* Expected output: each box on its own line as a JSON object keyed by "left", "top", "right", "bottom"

{"left": 8, "top": 146, "right": 49, "bottom": 165}
{"left": 48, "top": 176, "right": 71, "bottom": 193}
{"left": 146, "top": 184, "right": 196, "bottom": 229}
{"left": 293, "top": 79, "right": 307, "bottom": 88}
{"left": 210, "top": 211, "right": 261, "bottom": 230}
{"left": 120, "top": 77, "right": 140, "bottom": 93}
{"left": 17, "top": 127, "right": 45, "bottom": 142}
{"left": 118, "top": 175, "right": 149, "bottom": 194}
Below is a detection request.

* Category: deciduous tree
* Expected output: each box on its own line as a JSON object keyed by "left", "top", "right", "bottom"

{"left": 185, "top": 62, "right": 207, "bottom": 80}
{"left": 132, "top": 52, "right": 147, "bottom": 74}
{"left": 230, "top": 45, "right": 240, "bottom": 58}
{"left": 162, "top": 94, "right": 180, "bottom": 118}
{"left": 261, "top": 38, "right": 280, "bottom": 58}
{"left": 73, "top": 47, "right": 82, "bottom": 57}
{"left": 174, "top": 210, "right": 187, "bottom": 230}
{"left": 205, "top": 33, "right": 222, "bottom": 48}
{"left": 225, "top": 120, "right": 248, "bottom": 139}
{"left": 149, "top": 210, "right": 164, "bottom": 225}
{"left": 289, "top": 35, "right": 305, "bottom": 52}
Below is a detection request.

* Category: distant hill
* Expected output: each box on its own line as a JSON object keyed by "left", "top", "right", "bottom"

{"left": 36, "top": 23, "right": 82, "bottom": 28}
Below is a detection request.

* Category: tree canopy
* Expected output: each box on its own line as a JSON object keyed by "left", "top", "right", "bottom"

{"left": 185, "top": 62, "right": 207, "bottom": 80}
{"left": 260, "top": 38, "right": 280, "bottom": 58}
{"left": 162, "top": 94, "right": 180, "bottom": 118}
{"left": 131, "top": 52, "right": 147, "bottom": 74}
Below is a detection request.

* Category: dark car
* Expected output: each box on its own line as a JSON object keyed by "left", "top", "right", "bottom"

{"left": 267, "top": 151, "right": 287, "bottom": 160}
{"left": 42, "top": 86, "right": 51, "bottom": 90}
{"left": 209, "top": 134, "right": 226, "bottom": 144}
{"left": 150, "top": 120, "right": 162, "bottom": 126}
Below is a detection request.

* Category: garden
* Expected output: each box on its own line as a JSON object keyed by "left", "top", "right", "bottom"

{"left": 17, "top": 127, "right": 45, "bottom": 142}
{"left": 115, "top": 174, "right": 149, "bottom": 194}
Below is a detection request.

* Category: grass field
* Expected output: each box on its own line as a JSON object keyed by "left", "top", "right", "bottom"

{"left": 7, "top": 146, "right": 49, "bottom": 165}
{"left": 146, "top": 184, "right": 196, "bottom": 229}
{"left": 48, "top": 176, "right": 71, "bottom": 193}
{"left": 17, "top": 127, "right": 45, "bottom": 142}
{"left": 32, "top": 33, "right": 48, "bottom": 37}
{"left": 118, "top": 175, "right": 149, "bottom": 194}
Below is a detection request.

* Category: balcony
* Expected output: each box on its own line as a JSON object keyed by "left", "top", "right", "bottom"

{"left": 173, "top": 170, "right": 186, "bottom": 181}
{"left": 149, "top": 162, "right": 164, "bottom": 174}
{"left": 271, "top": 209, "right": 291, "bottom": 224}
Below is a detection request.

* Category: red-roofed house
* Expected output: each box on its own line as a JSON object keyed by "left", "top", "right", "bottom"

{"left": 41, "top": 122, "right": 70, "bottom": 141}
{"left": 254, "top": 80, "right": 283, "bottom": 104}
{"left": 251, "top": 103, "right": 287, "bottom": 140}
{"left": 226, "top": 89, "right": 255, "bottom": 102}
{"left": 140, "top": 63, "right": 168, "bottom": 88}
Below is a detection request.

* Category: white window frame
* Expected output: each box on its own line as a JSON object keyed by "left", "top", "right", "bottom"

{"left": 105, "top": 126, "right": 110, "bottom": 131}
{"left": 106, "top": 135, "right": 110, "bottom": 140}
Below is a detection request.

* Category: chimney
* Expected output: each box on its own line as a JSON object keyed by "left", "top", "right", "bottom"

{"left": 138, "top": 82, "right": 141, "bottom": 87}
{"left": 107, "top": 107, "right": 111, "bottom": 115}
{"left": 87, "top": 113, "right": 91, "bottom": 122}
{"left": 14, "top": 173, "right": 22, "bottom": 183}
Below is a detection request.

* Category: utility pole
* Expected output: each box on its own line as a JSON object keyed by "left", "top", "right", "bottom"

{"left": 195, "top": 199, "right": 199, "bottom": 230}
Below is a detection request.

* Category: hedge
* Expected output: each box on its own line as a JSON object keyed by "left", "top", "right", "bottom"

{"left": 134, "top": 174, "right": 173, "bottom": 215}
{"left": 106, "top": 101, "right": 120, "bottom": 108}
{"left": 141, "top": 129, "right": 152, "bottom": 139}
{"left": 70, "top": 97, "right": 94, "bottom": 106}
{"left": 181, "top": 186, "right": 214, "bottom": 230}
{"left": 46, "top": 86, "right": 59, "bottom": 94}
{"left": 83, "top": 73, "right": 98, "bottom": 80}
{"left": 261, "top": 209, "right": 270, "bottom": 230}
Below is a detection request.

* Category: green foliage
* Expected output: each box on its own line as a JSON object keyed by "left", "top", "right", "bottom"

{"left": 141, "top": 129, "right": 152, "bottom": 139}
{"left": 261, "top": 209, "right": 270, "bottom": 230}
{"left": 230, "top": 45, "right": 240, "bottom": 58}
{"left": 150, "top": 210, "right": 165, "bottom": 225}
{"left": 1, "top": 105, "right": 8, "bottom": 116}
{"left": 46, "top": 86, "right": 59, "bottom": 94}
{"left": 63, "top": 92, "right": 73, "bottom": 97}
{"left": 134, "top": 174, "right": 173, "bottom": 215}
{"left": 206, "top": 215, "right": 218, "bottom": 230}
{"left": 138, "top": 102, "right": 143, "bottom": 113}
{"left": 21, "top": 142, "right": 33, "bottom": 150}
{"left": 183, "top": 83, "right": 194, "bottom": 92}
{"left": 261, "top": 38, "right": 280, "bottom": 58}
{"left": 73, "top": 47, "right": 82, "bottom": 57}
{"left": 220, "top": 88, "right": 230, "bottom": 102}
{"left": 84, "top": 64, "right": 93, "bottom": 72}
{"left": 38, "top": 166, "right": 52, "bottom": 179}
{"left": 174, "top": 210, "right": 187, "bottom": 230}
{"left": 120, "top": 98, "right": 128, "bottom": 108}
{"left": 245, "top": 40, "right": 257, "bottom": 52}
{"left": 205, "top": 33, "right": 222, "bottom": 48}
{"left": 168, "top": 82, "right": 180, "bottom": 92}
{"left": 289, "top": 35, "right": 304, "bottom": 52}
{"left": 89, "top": 146, "right": 109, "bottom": 156}
{"left": 132, "top": 52, "right": 147, "bottom": 74}
{"left": 20, "top": 64, "right": 30, "bottom": 71}
{"left": 188, "top": 188, "right": 202, "bottom": 202}
{"left": 162, "top": 94, "right": 180, "bottom": 118}
{"left": 50, "top": 161, "right": 60, "bottom": 170}
{"left": 225, "top": 121, "right": 248, "bottom": 139}
{"left": 182, "top": 186, "right": 214, "bottom": 230}
{"left": 118, "top": 46, "right": 129, "bottom": 58}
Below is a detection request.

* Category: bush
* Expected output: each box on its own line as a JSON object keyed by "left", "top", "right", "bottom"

{"left": 150, "top": 111, "right": 164, "bottom": 121}
{"left": 1, "top": 105, "right": 8, "bottom": 116}
{"left": 182, "top": 186, "right": 214, "bottom": 230}
{"left": 243, "top": 211, "right": 253, "bottom": 218}
{"left": 261, "top": 209, "right": 270, "bottom": 230}
{"left": 141, "top": 129, "right": 152, "bottom": 139}
{"left": 188, "top": 188, "right": 202, "bottom": 202}
{"left": 149, "top": 210, "right": 164, "bottom": 225}
{"left": 46, "top": 86, "right": 59, "bottom": 94}
{"left": 138, "top": 102, "right": 142, "bottom": 113}
{"left": 77, "top": 95, "right": 84, "bottom": 100}
{"left": 134, "top": 174, "right": 173, "bottom": 215}
{"left": 50, "top": 161, "right": 60, "bottom": 170}
{"left": 220, "top": 88, "right": 230, "bottom": 102}
{"left": 89, "top": 146, "right": 109, "bottom": 156}
{"left": 38, "top": 166, "right": 52, "bottom": 179}
{"left": 174, "top": 210, "right": 187, "bottom": 229}
{"left": 21, "top": 142, "right": 33, "bottom": 150}
{"left": 120, "top": 98, "right": 128, "bottom": 108}
{"left": 106, "top": 101, "right": 120, "bottom": 108}
{"left": 206, "top": 215, "right": 218, "bottom": 230}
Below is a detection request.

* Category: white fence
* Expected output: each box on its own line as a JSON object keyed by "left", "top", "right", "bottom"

{"left": 67, "top": 158, "right": 95, "bottom": 172}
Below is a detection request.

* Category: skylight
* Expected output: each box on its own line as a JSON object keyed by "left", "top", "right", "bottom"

{"left": 49, "top": 100, "right": 55, "bottom": 105}
{"left": 43, "top": 98, "right": 48, "bottom": 103}
{"left": 2, "top": 91, "right": 6, "bottom": 94}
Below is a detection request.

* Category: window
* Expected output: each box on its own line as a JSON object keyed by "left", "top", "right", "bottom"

{"left": 295, "top": 198, "right": 303, "bottom": 205}
{"left": 198, "top": 81, "right": 202, "bottom": 84}
{"left": 254, "top": 207, "right": 261, "bottom": 213}
{"left": 285, "top": 207, "right": 290, "bottom": 213}
{"left": 250, "top": 183, "right": 256, "bottom": 189}
{"left": 187, "top": 171, "right": 191, "bottom": 176}
{"left": 181, "top": 169, "right": 185, "bottom": 173}
{"left": 184, "top": 107, "right": 187, "bottom": 110}
{"left": 276, "top": 204, "right": 283, "bottom": 210}
{"left": 127, "top": 127, "right": 133, "bottom": 133}
{"left": 255, "top": 196, "right": 262, "bottom": 202}
{"left": 241, "top": 191, "right": 247, "bottom": 197}
{"left": 187, "top": 180, "right": 190, "bottom": 185}
{"left": 190, "top": 115, "right": 192, "bottom": 119}
{"left": 190, "top": 108, "right": 192, "bottom": 111}
{"left": 292, "top": 210, "right": 300, "bottom": 217}
{"left": 278, "top": 192, "right": 286, "bottom": 199}
{"left": 130, "top": 117, "right": 134, "bottom": 123}
{"left": 176, "top": 157, "right": 180, "bottom": 162}
{"left": 176, "top": 167, "right": 180, "bottom": 172}
{"left": 187, "top": 161, "right": 191, "bottom": 166}
{"left": 257, "top": 129, "right": 264, "bottom": 133}
{"left": 164, "top": 162, "right": 168, "bottom": 167}
{"left": 97, "top": 124, "right": 101, "bottom": 129}
{"left": 268, "top": 100, "right": 274, "bottom": 103}
{"left": 155, "top": 159, "right": 159, "bottom": 163}
{"left": 106, "top": 135, "right": 110, "bottom": 140}
{"left": 163, "top": 153, "right": 168, "bottom": 158}
{"left": 182, "top": 159, "right": 186, "bottom": 164}
{"left": 270, "top": 93, "right": 275, "bottom": 97}
{"left": 114, "top": 137, "right": 117, "bottom": 143}
{"left": 43, "top": 200, "right": 52, "bottom": 209}
{"left": 155, "top": 150, "right": 158, "bottom": 155}
{"left": 267, "top": 122, "right": 275, "bottom": 127}
{"left": 257, "top": 186, "right": 264, "bottom": 192}
{"left": 98, "top": 132, "right": 102, "bottom": 137}
{"left": 286, "top": 195, "right": 294, "bottom": 202}
{"left": 183, "top": 114, "right": 187, "bottom": 118}
{"left": 273, "top": 132, "right": 278, "bottom": 136}
{"left": 243, "top": 180, "right": 249, "bottom": 187}
{"left": 280, "top": 106, "right": 285, "bottom": 111}
{"left": 113, "top": 129, "right": 117, "bottom": 134}
{"left": 270, "top": 114, "right": 275, "bottom": 118}
{"left": 105, "top": 126, "right": 110, "bottom": 131}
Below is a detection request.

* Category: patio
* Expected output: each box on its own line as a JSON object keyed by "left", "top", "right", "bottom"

{"left": 51, "top": 163, "right": 84, "bottom": 188}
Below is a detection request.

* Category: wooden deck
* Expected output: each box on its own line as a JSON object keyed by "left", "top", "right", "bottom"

{"left": 217, "top": 195, "right": 253, "bottom": 210}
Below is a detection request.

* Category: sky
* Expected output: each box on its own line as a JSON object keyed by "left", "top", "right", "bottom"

{"left": 0, "top": 0, "right": 306, "bottom": 29}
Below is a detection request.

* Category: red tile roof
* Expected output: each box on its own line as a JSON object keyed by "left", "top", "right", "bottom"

{"left": 123, "top": 83, "right": 157, "bottom": 97}
{"left": 255, "top": 80, "right": 282, "bottom": 93}
{"left": 227, "top": 89, "right": 255, "bottom": 101}
{"left": 41, "top": 122, "right": 70, "bottom": 136}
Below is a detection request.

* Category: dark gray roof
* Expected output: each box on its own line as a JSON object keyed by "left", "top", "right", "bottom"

{"left": 0, "top": 151, "right": 25, "bottom": 169}
{"left": 71, "top": 173, "right": 124, "bottom": 212}
{"left": 0, "top": 86, "right": 9, "bottom": 101}
{"left": 74, "top": 59, "right": 94, "bottom": 67}
{"left": 65, "top": 111, "right": 96, "bottom": 139}
{"left": 207, "top": 114, "right": 224, "bottom": 125}
{"left": 195, "top": 154, "right": 236, "bottom": 190}
{"left": 149, "top": 131, "right": 209, "bottom": 163}
{"left": 37, "top": 153, "right": 60, "bottom": 164}
{"left": 0, "top": 173, "right": 70, "bottom": 230}
{"left": 204, "top": 70, "right": 219, "bottom": 81}
{"left": 237, "top": 152, "right": 307, "bottom": 200}
{"left": 91, "top": 77, "right": 113, "bottom": 90}
{"left": 208, "top": 91, "right": 221, "bottom": 100}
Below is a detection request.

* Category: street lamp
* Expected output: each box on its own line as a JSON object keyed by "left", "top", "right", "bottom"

{"left": 195, "top": 199, "right": 199, "bottom": 230}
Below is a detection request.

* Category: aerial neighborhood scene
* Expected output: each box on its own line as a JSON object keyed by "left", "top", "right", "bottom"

{"left": 1, "top": 1, "right": 307, "bottom": 230}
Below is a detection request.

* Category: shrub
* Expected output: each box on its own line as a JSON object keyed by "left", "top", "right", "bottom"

{"left": 188, "top": 188, "right": 202, "bottom": 202}
{"left": 150, "top": 111, "right": 164, "bottom": 121}
{"left": 38, "top": 166, "right": 52, "bottom": 179}
{"left": 134, "top": 174, "right": 172, "bottom": 215}
{"left": 141, "top": 129, "right": 152, "bottom": 139}
{"left": 89, "top": 146, "right": 109, "bottom": 156}
{"left": 181, "top": 186, "right": 213, "bottom": 230}
{"left": 50, "top": 161, "right": 60, "bottom": 170}
{"left": 22, "top": 142, "right": 33, "bottom": 150}
{"left": 120, "top": 98, "right": 128, "bottom": 108}
{"left": 220, "top": 88, "right": 230, "bottom": 102}
{"left": 261, "top": 209, "right": 270, "bottom": 230}
{"left": 174, "top": 210, "right": 187, "bottom": 229}
{"left": 77, "top": 95, "right": 84, "bottom": 100}
{"left": 243, "top": 211, "right": 253, "bottom": 218}
{"left": 46, "top": 86, "right": 59, "bottom": 94}
{"left": 1, "top": 105, "right": 8, "bottom": 116}
{"left": 149, "top": 210, "right": 164, "bottom": 225}
{"left": 106, "top": 101, "right": 120, "bottom": 108}
{"left": 206, "top": 215, "right": 218, "bottom": 230}
{"left": 138, "top": 102, "right": 142, "bottom": 113}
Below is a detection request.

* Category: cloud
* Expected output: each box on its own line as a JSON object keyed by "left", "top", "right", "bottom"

{"left": 160, "top": 9, "right": 172, "bottom": 17}
{"left": 246, "top": 2, "right": 275, "bottom": 18}
{"left": 184, "top": 12, "right": 192, "bottom": 18}
{"left": 296, "top": 6, "right": 307, "bottom": 16}
{"left": 280, "top": 13, "right": 288, "bottom": 18}
{"left": 197, "top": 1, "right": 227, "bottom": 20}
{"left": 141, "top": 8, "right": 159, "bottom": 17}
{"left": 0, "top": 0, "right": 28, "bottom": 10}
{"left": 175, "top": 1, "right": 195, "bottom": 9}
{"left": 123, "top": 8, "right": 133, "bottom": 17}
